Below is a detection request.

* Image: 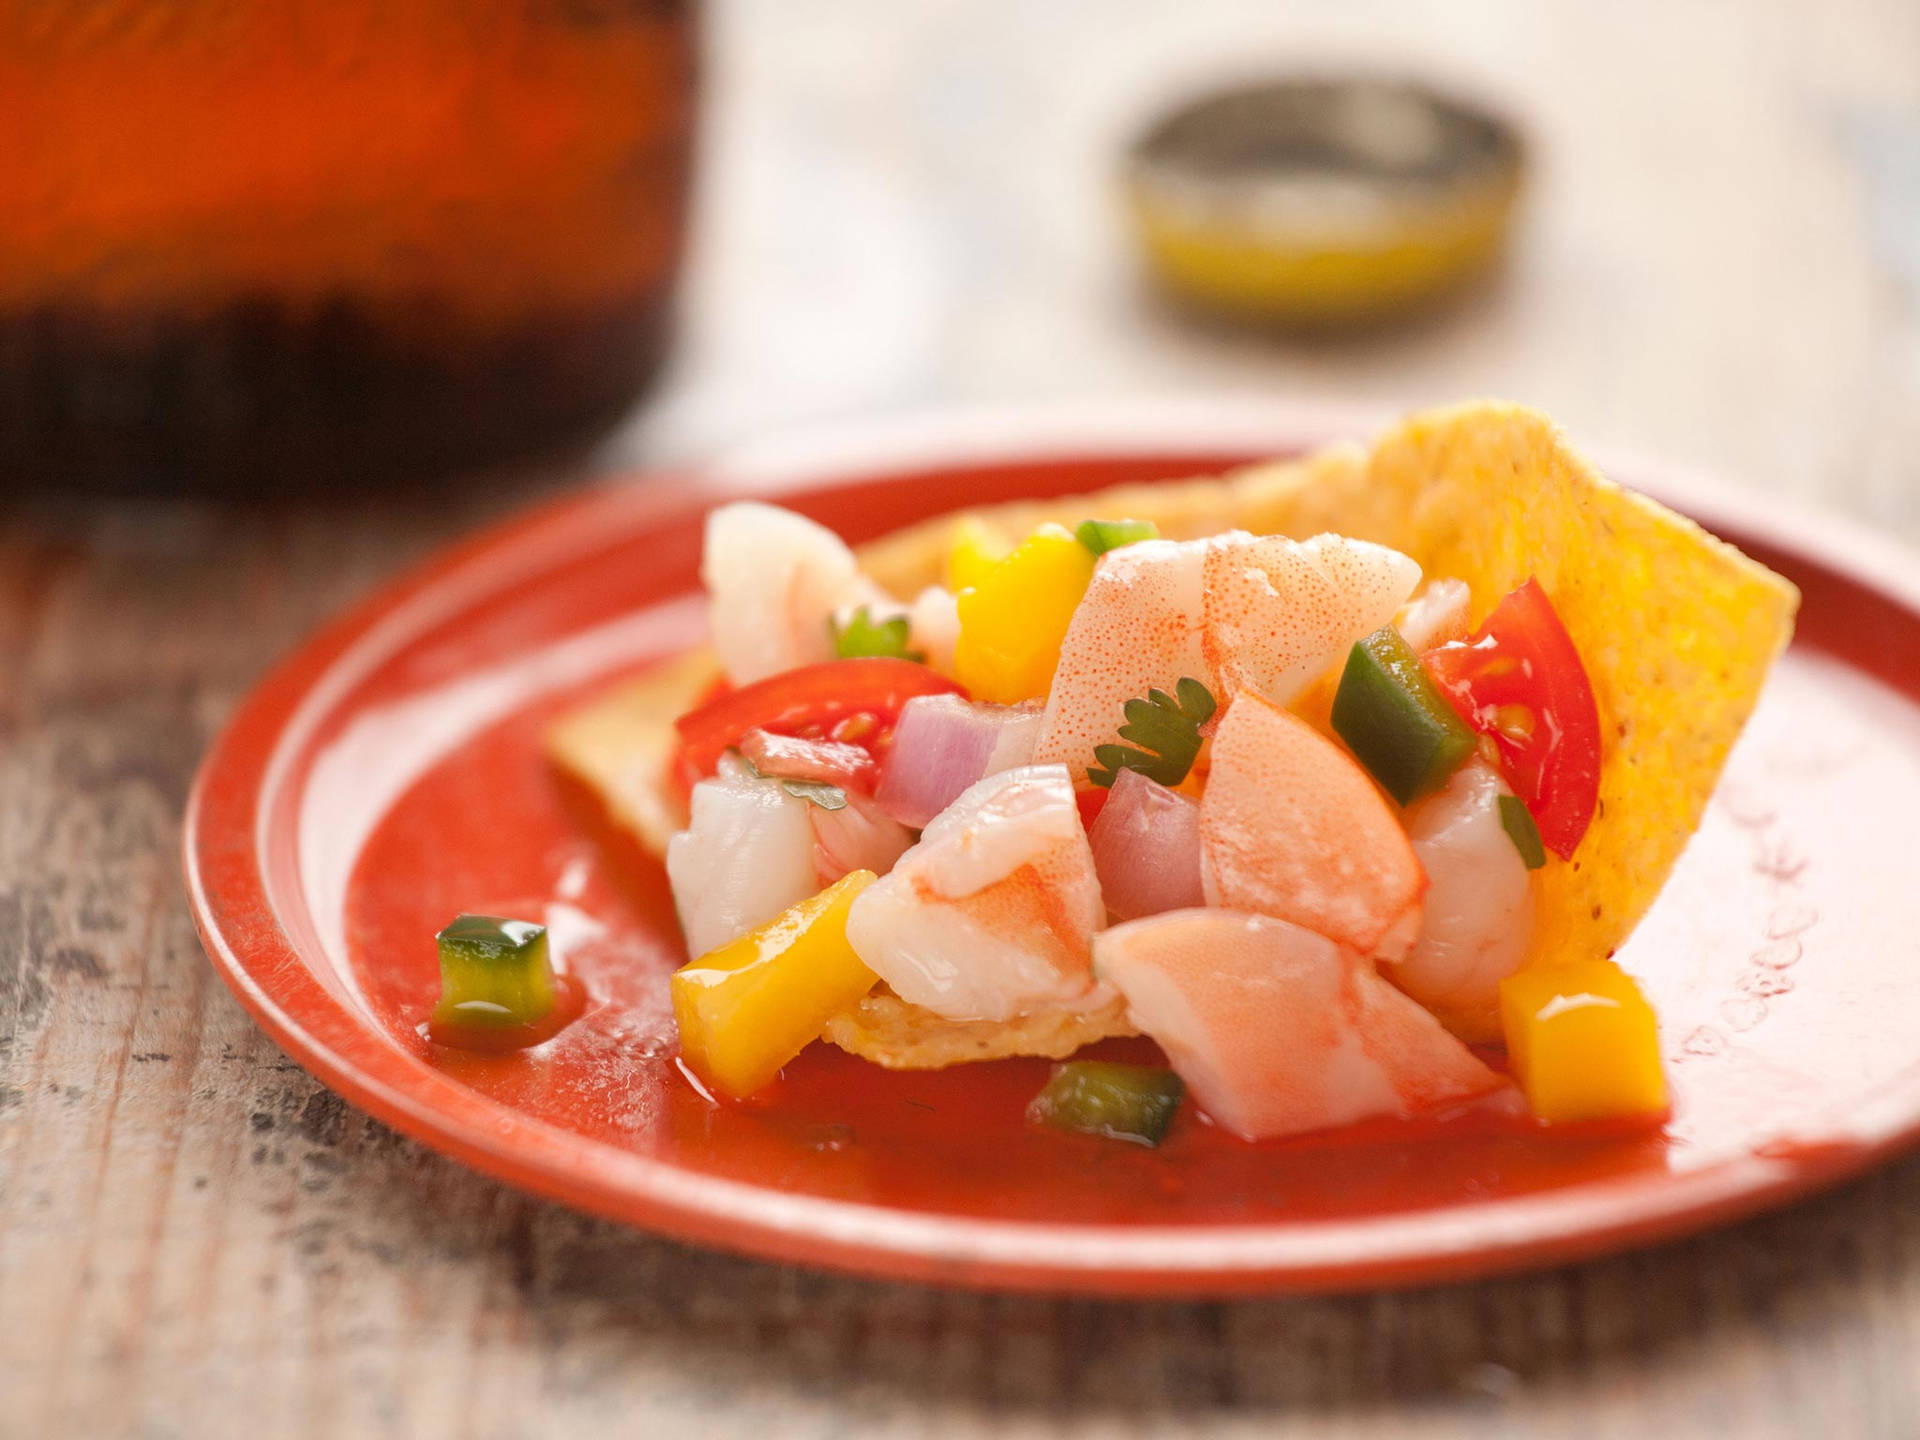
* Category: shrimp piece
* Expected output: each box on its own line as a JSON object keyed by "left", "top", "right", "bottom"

{"left": 1202, "top": 533, "right": 1423, "bottom": 698}
{"left": 1199, "top": 690, "right": 1426, "bottom": 958}
{"left": 1396, "top": 577, "right": 1472, "bottom": 651}
{"left": 1390, "top": 760, "right": 1535, "bottom": 1041}
{"left": 809, "top": 790, "right": 914, "bottom": 887}
{"left": 906, "top": 585, "right": 961, "bottom": 677}
{"left": 667, "top": 757, "right": 818, "bottom": 958}
{"left": 845, "top": 764, "right": 1105, "bottom": 1022}
{"left": 1094, "top": 909, "right": 1505, "bottom": 1141}
{"left": 1034, "top": 532, "right": 1419, "bottom": 782}
{"left": 703, "top": 502, "right": 889, "bottom": 685}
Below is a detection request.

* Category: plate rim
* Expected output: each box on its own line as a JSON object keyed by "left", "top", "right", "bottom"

{"left": 183, "top": 400, "right": 1920, "bottom": 1296}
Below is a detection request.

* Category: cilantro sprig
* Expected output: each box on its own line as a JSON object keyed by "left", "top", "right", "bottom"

{"left": 831, "top": 606, "right": 924, "bottom": 662}
{"left": 1088, "top": 677, "right": 1217, "bottom": 789}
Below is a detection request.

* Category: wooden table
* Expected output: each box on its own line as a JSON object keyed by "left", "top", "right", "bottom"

{"left": 5, "top": 2, "right": 1919, "bottom": 1435}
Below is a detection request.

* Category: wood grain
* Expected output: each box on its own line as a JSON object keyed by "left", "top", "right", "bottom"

{"left": 5, "top": 1, "right": 1920, "bottom": 1435}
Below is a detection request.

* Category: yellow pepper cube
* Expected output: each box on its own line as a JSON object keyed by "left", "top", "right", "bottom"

{"left": 670, "top": 870, "right": 879, "bottom": 1099}
{"left": 1500, "top": 959, "right": 1668, "bottom": 1124}
{"left": 946, "top": 516, "right": 1011, "bottom": 594}
{"left": 953, "top": 524, "right": 1098, "bottom": 704}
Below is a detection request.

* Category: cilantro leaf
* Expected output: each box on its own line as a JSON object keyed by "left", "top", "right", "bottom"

{"left": 727, "top": 748, "right": 850, "bottom": 810}
{"left": 832, "top": 606, "right": 924, "bottom": 662}
{"left": 778, "top": 778, "right": 849, "bottom": 811}
{"left": 1075, "top": 518, "right": 1160, "bottom": 556}
{"left": 1087, "top": 677, "right": 1217, "bottom": 789}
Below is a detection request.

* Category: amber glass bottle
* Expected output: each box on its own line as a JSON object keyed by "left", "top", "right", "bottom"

{"left": 0, "top": 0, "right": 696, "bottom": 493}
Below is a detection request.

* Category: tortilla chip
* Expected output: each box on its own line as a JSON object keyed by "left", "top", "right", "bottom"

{"left": 823, "top": 988, "right": 1137, "bottom": 1068}
{"left": 548, "top": 402, "right": 1797, "bottom": 1062}
{"left": 852, "top": 445, "right": 1363, "bottom": 597}
{"left": 1241, "top": 403, "right": 1799, "bottom": 993}
{"left": 546, "top": 649, "right": 718, "bottom": 858}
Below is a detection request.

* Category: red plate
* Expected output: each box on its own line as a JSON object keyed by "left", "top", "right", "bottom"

{"left": 185, "top": 406, "right": 1920, "bottom": 1295}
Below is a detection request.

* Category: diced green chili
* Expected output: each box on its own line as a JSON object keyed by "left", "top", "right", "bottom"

{"left": 1330, "top": 626, "right": 1478, "bottom": 804}
{"left": 432, "top": 915, "right": 555, "bottom": 1030}
{"left": 831, "top": 606, "right": 923, "bottom": 662}
{"left": 1027, "top": 1061, "right": 1185, "bottom": 1146}
{"left": 1498, "top": 794, "right": 1547, "bottom": 869}
{"left": 1075, "top": 518, "right": 1160, "bottom": 556}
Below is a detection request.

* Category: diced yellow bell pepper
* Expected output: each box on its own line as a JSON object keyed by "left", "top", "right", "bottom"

{"left": 953, "top": 523, "right": 1098, "bottom": 704}
{"left": 1500, "top": 959, "right": 1667, "bottom": 1123}
{"left": 945, "top": 516, "right": 1010, "bottom": 594}
{"left": 670, "top": 870, "right": 879, "bottom": 1099}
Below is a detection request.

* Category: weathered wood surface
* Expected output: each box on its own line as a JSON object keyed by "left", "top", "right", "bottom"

{"left": 6, "top": 1, "right": 1920, "bottom": 1435}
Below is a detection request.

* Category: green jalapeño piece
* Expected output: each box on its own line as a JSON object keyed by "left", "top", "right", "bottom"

{"left": 831, "top": 605, "right": 924, "bottom": 662}
{"left": 1028, "top": 1061, "right": 1185, "bottom": 1147}
{"left": 1075, "top": 517, "right": 1161, "bottom": 556}
{"left": 1498, "top": 793, "right": 1548, "bottom": 869}
{"left": 1331, "top": 626, "right": 1477, "bottom": 805}
{"left": 432, "top": 915, "right": 555, "bottom": 1031}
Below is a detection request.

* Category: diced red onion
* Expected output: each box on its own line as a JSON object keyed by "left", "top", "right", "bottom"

{"left": 739, "top": 727, "right": 877, "bottom": 791}
{"left": 1088, "top": 767, "right": 1204, "bottom": 920}
{"left": 811, "top": 790, "right": 914, "bottom": 885}
{"left": 873, "top": 694, "right": 1043, "bottom": 829}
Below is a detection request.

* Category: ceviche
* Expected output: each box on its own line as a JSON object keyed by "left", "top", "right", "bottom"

{"left": 447, "top": 403, "right": 1798, "bottom": 1148}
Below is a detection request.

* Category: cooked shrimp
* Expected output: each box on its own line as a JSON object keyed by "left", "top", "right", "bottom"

{"left": 845, "top": 764, "right": 1105, "bottom": 1022}
{"left": 809, "top": 789, "right": 914, "bottom": 887}
{"left": 906, "top": 585, "right": 961, "bottom": 676}
{"left": 1199, "top": 690, "right": 1425, "bottom": 958}
{"left": 1389, "top": 759, "right": 1535, "bottom": 1041}
{"left": 1093, "top": 909, "right": 1504, "bottom": 1140}
{"left": 666, "top": 756, "right": 818, "bottom": 958}
{"left": 1034, "top": 531, "right": 1419, "bottom": 782}
{"left": 703, "top": 502, "right": 890, "bottom": 685}
{"left": 1395, "top": 577, "right": 1472, "bottom": 651}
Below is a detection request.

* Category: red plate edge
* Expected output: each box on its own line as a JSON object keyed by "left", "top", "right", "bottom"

{"left": 182, "top": 408, "right": 1920, "bottom": 1298}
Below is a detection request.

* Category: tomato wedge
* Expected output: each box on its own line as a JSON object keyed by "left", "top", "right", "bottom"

{"left": 674, "top": 658, "right": 965, "bottom": 780}
{"left": 1422, "top": 579, "right": 1601, "bottom": 859}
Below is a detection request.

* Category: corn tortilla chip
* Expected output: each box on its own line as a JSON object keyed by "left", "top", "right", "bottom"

{"left": 851, "top": 445, "right": 1363, "bottom": 596}
{"left": 823, "top": 988, "right": 1136, "bottom": 1068}
{"left": 1244, "top": 403, "right": 1799, "bottom": 1003}
{"left": 546, "top": 649, "right": 717, "bottom": 858}
{"left": 548, "top": 402, "right": 1797, "bottom": 1063}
